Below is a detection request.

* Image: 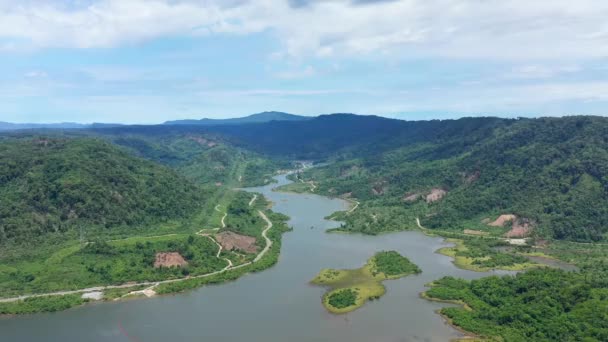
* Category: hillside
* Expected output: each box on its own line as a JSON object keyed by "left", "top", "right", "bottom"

{"left": 6, "top": 114, "right": 607, "bottom": 243}
{"left": 265, "top": 115, "right": 608, "bottom": 242}
{"left": 0, "top": 137, "right": 204, "bottom": 244}
{"left": 91, "top": 131, "right": 290, "bottom": 187}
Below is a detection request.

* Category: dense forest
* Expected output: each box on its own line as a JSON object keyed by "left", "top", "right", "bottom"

{"left": 0, "top": 137, "right": 204, "bottom": 244}
{"left": 287, "top": 116, "right": 608, "bottom": 242}
{"left": 96, "top": 131, "right": 289, "bottom": 187}
{"left": 425, "top": 269, "right": 608, "bottom": 341}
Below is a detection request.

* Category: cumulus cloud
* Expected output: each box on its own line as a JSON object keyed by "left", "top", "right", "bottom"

{"left": 0, "top": 0, "right": 607, "bottom": 59}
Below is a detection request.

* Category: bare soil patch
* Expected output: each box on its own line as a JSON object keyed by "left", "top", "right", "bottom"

{"left": 154, "top": 252, "right": 188, "bottom": 268}
{"left": 488, "top": 214, "right": 532, "bottom": 237}
{"left": 506, "top": 221, "right": 532, "bottom": 238}
{"left": 488, "top": 214, "right": 517, "bottom": 227}
{"left": 215, "top": 231, "right": 258, "bottom": 254}
{"left": 403, "top": 193, "right": 420, "bottom": 202}
{"left": 426, "top": 188, "right": 447, "bottom": 203}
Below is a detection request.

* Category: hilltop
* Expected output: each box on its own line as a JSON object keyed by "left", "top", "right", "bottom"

{"left": 0, "top": 137, "right": 204, "bottom": 244}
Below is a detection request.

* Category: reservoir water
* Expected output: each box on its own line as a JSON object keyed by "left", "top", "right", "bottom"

{"left": 0, "top": 174, "right": 516, "bottom": 342}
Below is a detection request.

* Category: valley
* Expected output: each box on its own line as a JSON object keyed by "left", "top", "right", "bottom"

{"left": 1, "top": 114, "right": 607, "bottom": 341}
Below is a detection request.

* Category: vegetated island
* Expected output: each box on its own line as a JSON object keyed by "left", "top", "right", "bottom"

{"left": 310, "top": 251, "right": 421, "bottom": 314}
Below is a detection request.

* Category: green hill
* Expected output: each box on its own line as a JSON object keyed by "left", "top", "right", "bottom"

{"left": 0, "top": 137, "right": 204, "bottom": 244}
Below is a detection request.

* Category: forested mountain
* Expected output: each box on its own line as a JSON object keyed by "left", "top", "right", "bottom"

{"left": 3, "top": 114, "right": 607, "bottom": 243}
{"left": 81, "top": 114, "right": 608, "bottom": 241}
{"left": 164, "top": 111, "right": 311, "bottom": 126}
{"left": 0, "top": 138, "right": 204, "bottom": 244}
{"left": 215, "top": 114, "right": 607, "bottom": 242}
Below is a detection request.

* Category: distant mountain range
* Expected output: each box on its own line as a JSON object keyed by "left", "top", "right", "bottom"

{"left": 0, "top": 111, "right": 311, "bottom": 131}
{"left": 163, "top": 111, "right": 312, "bottom": 125}
{"left": 0, "top": 122, "right": 122, "bottom": 131}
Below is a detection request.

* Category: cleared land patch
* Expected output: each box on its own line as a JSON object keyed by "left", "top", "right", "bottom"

{"left": 486, "top": 214, "right": 533, "bottom": 238}
{"left": 311, "top": 251, "right": 421, "bottom": 314}
{"left": 154, "top": 252, "right": 188, "bottom": 268}
{"left": 426, "top": 188, "right": 447, "bottom": 203}
{"left": 215, "top": 231, "right": 258, "bottom": 254}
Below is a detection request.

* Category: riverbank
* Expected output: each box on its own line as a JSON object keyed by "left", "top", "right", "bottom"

{"left": 0, "top": 171, "right": 525, "bottom": 341}
{"left": 0, "top": 207, "right": 290, "bottom": 315}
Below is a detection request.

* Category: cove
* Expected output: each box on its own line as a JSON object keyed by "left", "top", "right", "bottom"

{"left": 0, "top": 174, "right": 516, "bottom": 342}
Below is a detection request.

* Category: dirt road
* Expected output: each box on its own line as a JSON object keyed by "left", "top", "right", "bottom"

{"left": 0, "top": 209, "right": 274, "bottom": 304}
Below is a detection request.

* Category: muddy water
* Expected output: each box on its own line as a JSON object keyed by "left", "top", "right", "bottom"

{"left": 0, "top": 174, "right": 516, "bottom": 342}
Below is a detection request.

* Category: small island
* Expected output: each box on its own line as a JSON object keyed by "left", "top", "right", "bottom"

{"left": 311, "top": 251, "right": 421, "bottom": 314}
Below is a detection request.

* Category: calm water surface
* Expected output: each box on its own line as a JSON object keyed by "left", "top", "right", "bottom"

{"left": 0, "top": 174, "right": 516, "bottom": 342}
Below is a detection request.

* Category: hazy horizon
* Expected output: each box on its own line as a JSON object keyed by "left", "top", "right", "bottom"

{"left": 1, "top": 111, "right": 590, "bottom": 126}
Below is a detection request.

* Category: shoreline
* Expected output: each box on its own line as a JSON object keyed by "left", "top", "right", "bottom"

{"left": 419, "top": 292, "right": 482, "bottom": 341}
{"left": 0, "top": 203, "right": 289, "bottom": 315}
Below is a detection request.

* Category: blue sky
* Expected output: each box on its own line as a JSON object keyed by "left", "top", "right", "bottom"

{"left": 1, "top": 0, "right": 608, "bottom": 124}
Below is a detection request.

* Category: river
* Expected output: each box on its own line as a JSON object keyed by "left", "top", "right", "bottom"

{"left": 0, "top": 174, "right": 517, "bottom": 342}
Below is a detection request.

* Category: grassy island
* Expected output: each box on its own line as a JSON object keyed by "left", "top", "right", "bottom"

{"left": 311, "top": 251, "right": 421, "bottom": 314}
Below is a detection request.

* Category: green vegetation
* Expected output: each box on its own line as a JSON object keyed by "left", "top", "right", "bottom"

{"left": 0, "top": 138, "right": 203, "bottom": 245}
{"left": 0, "top": 132, "right": 291, "bottom": 314}
{"left": 374, "top": 250, "right": 422, "bottom": 277}
{"left": 436, "top": 238, "right": 538, "bottom": 272}
{"left": 0, "top": 294, "right": 86, "bottom": 315}
{"left": 274, "top": 181, "right": 313, "bottom": 194}
{"left": 328, "top": 202, "right": 427, "bottom": 235}
{"left": 155, "top": 210, "right": 291, "bottom": 294}
{"left": 311, "top": 251, "right": 421, "bottom": 313}
{"left": 224, "top": 192, "right": 267, "bottom": 240}
{"left": 99, "top": 131, "right": 289, "bottom": 188}
{"left": 0, "top": 234, "right": 227, "bottom": 297}
{"left": 424, "top": 269, "right": 608, "bottom": 341}
{"left": 284, "top": 116, "right": 608, "bottom": 242}
{"left": 327, "top": 289, "right": 358, "bottom": 309}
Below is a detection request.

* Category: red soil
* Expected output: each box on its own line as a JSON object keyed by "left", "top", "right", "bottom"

{"left": 215, "top": 231, "right": 258, "bottom": 254}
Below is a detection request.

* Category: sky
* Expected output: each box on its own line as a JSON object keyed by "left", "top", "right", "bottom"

{"left": 1, "top": 0, "right": 608, "bottom": 124}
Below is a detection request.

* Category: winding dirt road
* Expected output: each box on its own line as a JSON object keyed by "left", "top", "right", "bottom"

{"left": 254, "top": 210, "right": 273, "bottom": 263}
{"left": 248, "top": 194, "right": 258, "bottom": 207}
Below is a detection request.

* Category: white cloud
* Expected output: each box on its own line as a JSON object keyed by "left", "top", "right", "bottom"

{"left": 24, "top": 70, "right": 48, "bottom": 78}
{"left": 1, "top": 0, "right": 607, "bottom": 60}
{"left": 274, "top": 65, "right": 316, "bottom": 79}
{"left": 504, "top": 64, "right": 582, "bottom": 80}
